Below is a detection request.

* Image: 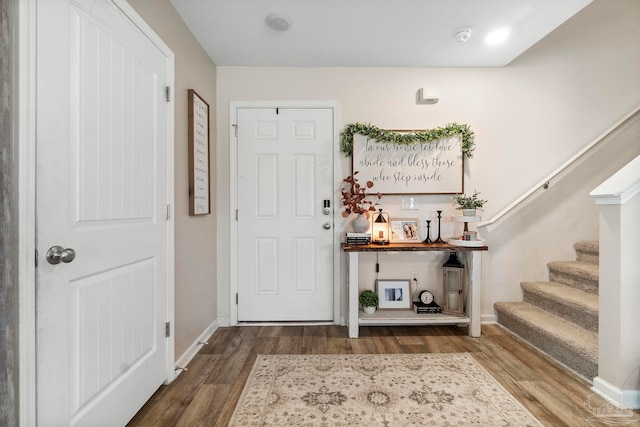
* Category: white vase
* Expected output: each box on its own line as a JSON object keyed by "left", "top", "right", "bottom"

{"left": 462, "top": 209, "right": 476, "bottom": 217}
{"left": 363, "top": 306, "right": 376, "bottom": 314}
{"left": 352, "top": 213, "right": 370, "bottom": 233}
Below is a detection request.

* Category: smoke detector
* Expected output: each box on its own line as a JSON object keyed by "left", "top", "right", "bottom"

{"left": 266, "top": 13, "right": 292, "bottom": 31}
{"left": 452, "top": 29, "right": 472, "bottom": 43}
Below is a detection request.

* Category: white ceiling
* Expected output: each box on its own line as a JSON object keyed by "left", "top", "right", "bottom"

{"left": 170, "top": 0, "right": 592, "bottom": 68}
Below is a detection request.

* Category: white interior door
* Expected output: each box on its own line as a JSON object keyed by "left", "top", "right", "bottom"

{"left": 35, "top": 1, "right": 173, "bottom": 425}
{"left": 236, "top": 108, "right": 334, "bottom": 321}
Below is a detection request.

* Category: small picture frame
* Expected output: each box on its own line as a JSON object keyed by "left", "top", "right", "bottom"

{"left": 376, "top": 279, "right": 412, "bottom": 309}
{"left": 390, "top": 218, "right": 420, "bottom": 243}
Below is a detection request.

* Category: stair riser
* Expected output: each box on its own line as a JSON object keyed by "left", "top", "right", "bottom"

{"left": 576, "top": 251, "right": 599, "bottom": 265}
{"left": 496, "top": 309, "right": 597, "bottom": 380}
{"left": 574, "top": 242, "right": 599, "bottom": 265}
{"left": 548, "top": 271, "right": 598, "bottom": 294}
{"left": 523, "top": 291, "right": 598, "bottom": 333}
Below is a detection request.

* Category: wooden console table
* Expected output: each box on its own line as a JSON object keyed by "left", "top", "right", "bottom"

{"left": 343, "top": 242, "right": 488, "bottom": 338}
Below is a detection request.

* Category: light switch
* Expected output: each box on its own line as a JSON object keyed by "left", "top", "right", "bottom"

{"left": 401, "top": 197, "right": 419, "bottom": 210}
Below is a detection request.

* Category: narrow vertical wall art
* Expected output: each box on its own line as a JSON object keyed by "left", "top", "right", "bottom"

{"left": 188, "top": 89, "right": 211, "bottom": 215}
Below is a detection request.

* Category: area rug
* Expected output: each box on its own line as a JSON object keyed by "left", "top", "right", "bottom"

{"left": 229, "top": 353, "right": 542, "bottom": 426}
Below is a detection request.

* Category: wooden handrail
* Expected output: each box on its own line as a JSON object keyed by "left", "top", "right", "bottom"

{"left": 478, "top": 105, "right": 640, "bottom": 228}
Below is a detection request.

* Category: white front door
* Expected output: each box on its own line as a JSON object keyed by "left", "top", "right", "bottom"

{"left": 236, "top": 108, "right": 334, "bottom": 321}
{"left": 35, "top": 1, "right": 174, "bottom": 425}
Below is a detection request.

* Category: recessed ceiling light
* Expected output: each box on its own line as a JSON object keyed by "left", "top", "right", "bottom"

{"left": 485, "top": 27, "right": 510, "bottom": 45}
{"left": 452, "top": 29, "right": 472, "bottom": 43}
{"left": 266, "top": 13, "right": 292, "bottom": 31}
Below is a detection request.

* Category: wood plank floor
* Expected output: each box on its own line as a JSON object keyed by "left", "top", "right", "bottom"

{"left": 128, "top": 324, "right": 639, "bottom": 426}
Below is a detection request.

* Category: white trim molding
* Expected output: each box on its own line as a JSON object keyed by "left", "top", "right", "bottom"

{"left": 590, "top": 154, "right": 640, "bottom": 205}
{"left": 173, "top": 319, "right": 219, "bottom": 379}
{"left": 592, "top": 376, "right": 640, "bottom": 410}
{"left": 481, "top": 314, "right": 498, "bottom": 324}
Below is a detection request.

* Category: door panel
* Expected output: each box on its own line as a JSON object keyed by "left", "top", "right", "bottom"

{"left": 237, "top": 108, "right": 334, "bottom": 321}
{"left": 36, "top": 0, "right": 172, "bottom": 425}
{"left": 72, "top": 259, "right": 155, "bottom": 413}
{"left": 293, "top": 155, "right": 315, "bottom": 217}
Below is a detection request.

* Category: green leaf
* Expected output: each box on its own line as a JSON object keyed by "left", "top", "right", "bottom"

{"left": 340, "top": 122, "right": 475, "bottom": 158}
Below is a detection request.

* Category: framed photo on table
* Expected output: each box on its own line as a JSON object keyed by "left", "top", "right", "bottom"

{"left": 376, "top": 279, "right": 412, "bottom": 309}
{"left": 390, "top": 218, "right": 420, "bottom": 243}
{"left": 188, "top": 89, "right": 211, "bottom": 215}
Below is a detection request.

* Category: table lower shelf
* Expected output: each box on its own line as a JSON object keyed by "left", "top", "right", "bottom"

{"left": 358, "top": 309, "right": 470, "bottom": 326}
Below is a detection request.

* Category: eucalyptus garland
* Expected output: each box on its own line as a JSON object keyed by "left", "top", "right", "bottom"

{"left": 340, "top": 122, "right": 475, "bottom": 158}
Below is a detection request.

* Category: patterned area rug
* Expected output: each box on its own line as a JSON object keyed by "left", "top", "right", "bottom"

{"left": 229, "top": 353, "right": 542, "bottom": 426}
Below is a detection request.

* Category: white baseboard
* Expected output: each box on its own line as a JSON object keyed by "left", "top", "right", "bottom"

{"left": 217, "top": 316, "right": 231, "bottom": 327}
{"left": 481, "top": 314, "right": 498, "bottom": 324}
{"left": 173, "top": 318, "right": 219, "bottom": 379}
{"left": 592, "top": 376, "right": 640, "bottom": 410}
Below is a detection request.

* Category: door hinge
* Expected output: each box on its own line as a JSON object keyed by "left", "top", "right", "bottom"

{"left": 166, "top": 205, "right": 171, "bottom": 220}
{"left": 233, "top": 124, "right": 238, "bottom": 137}
{"left": 35, "top": 249, "right": 38, "bottom": 267}
{"left": 235, "top": 209, "right": 238, "bottom": 221}
{"left": 165, "top": 86, "right": 171, "bottom": 102}
{"left": 236, "top": 293, "right": 238, "bottom": 305}
{"left": 165, "top": 322, "right": 171, "bottom": 337}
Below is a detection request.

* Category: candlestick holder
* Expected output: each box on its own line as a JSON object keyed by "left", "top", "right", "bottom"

{"left": 434, "top": 210, "right": 445, "bottom": 243}
{"left": 422, "top": 220, "right": 433, "bottom": 244}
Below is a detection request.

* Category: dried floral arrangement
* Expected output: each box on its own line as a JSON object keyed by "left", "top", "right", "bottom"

{"left": 340, "top": 172, "right": 381, "bottom": 218}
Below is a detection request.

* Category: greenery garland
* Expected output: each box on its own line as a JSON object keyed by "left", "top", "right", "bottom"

{"left": 340, "top": 122, "right": 475, "bottom": 158}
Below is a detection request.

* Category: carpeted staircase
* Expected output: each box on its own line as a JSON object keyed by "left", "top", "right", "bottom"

{"left": 494, "top": 241, "right": 599, "bottom": 380}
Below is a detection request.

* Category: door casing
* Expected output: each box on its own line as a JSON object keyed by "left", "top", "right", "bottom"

{"left": 229, "top": 101, "right": 341, "bottom": 326}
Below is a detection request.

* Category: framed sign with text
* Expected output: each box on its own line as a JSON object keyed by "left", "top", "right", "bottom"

{"left": 188, "top": 89, "right": 211, "bottom": 215}
{"left": 352, "top": 133, "right": 464, "bottom": 194}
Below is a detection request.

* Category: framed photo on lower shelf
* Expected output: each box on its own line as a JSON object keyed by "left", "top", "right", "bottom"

{"left": 376, "top": 279, "right": 411, "bottom": 309}
{"left": 390, "top": 218, "right": 420, "bottom": 243}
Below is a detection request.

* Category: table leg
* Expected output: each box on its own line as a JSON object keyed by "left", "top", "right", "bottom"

{"left": 348, "top": 252, "right": 359, "bottom": 338}
{"left": 466, "top": 251, "right": 482, "bottom": 337}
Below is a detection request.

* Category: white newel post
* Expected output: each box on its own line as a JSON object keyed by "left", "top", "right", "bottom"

{"left": 590, "top": 154, "right": 640, "bottom": 409}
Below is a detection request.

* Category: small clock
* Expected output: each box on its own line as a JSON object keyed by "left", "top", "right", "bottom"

{"left": 419, "top": 290, "right": 434, "bottom": 305}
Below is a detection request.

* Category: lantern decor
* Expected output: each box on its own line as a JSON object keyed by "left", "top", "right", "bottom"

{"left": 371, "top": 208, "right": 390, "bottom": 244}
{"left": 442, "top": 251, "right": 465, "bottom": 316}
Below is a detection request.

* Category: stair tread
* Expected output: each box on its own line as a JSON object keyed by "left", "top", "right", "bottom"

{"left": 547, "top": 260, "right": 599, "bottom": 279}
{"left": 521, "top": 281, "right": 599, "bottom": 313}
{"left": 494, "top": 301, "right": 598, "bottom": 362}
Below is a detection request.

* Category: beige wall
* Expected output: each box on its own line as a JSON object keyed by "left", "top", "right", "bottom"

{"left": 127, "top": 0, "right": 217, "bottom": 359}
{"left": 126, "top": 0, "right": 640, "bottom": 340}
{"left": 216, "top": 0, "right": 640, "bottom": 321}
